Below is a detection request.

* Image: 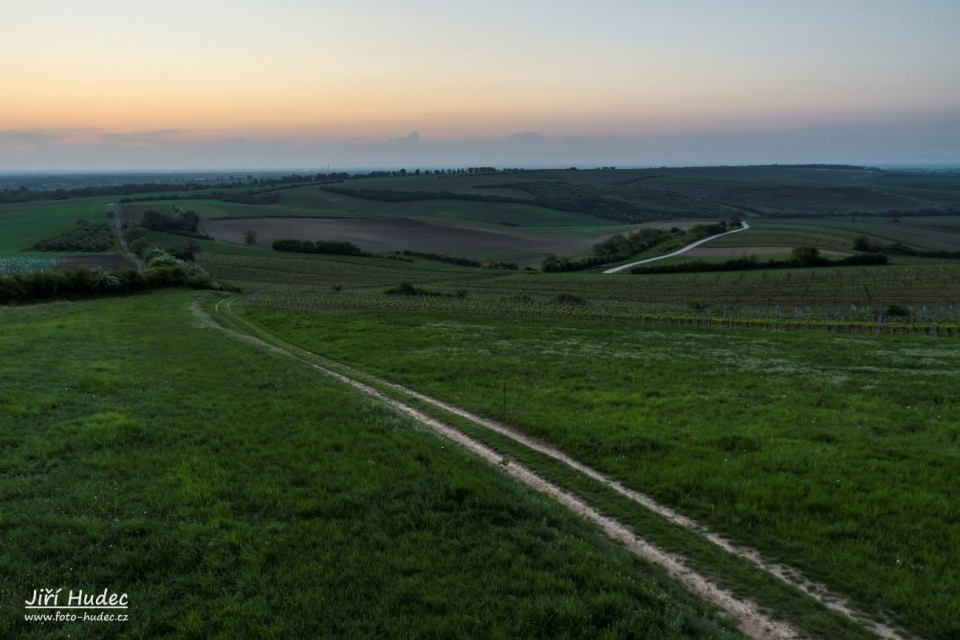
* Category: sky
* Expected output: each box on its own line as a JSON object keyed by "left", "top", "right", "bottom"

{"left": 1, "top": 0, "right": 958, "bottom": 171}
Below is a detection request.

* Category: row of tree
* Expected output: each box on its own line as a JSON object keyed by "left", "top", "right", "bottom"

{"left": 0, "top": 263, "right": 218, "bottom": 305}
{"left": 320, "top": 186, "right": 522, "bottom": 204}
{"left": 398, "top": 250, "right": 519, "bottom": 270}
{"left": 271, "top": 239, "right": 367, "bottom": 256}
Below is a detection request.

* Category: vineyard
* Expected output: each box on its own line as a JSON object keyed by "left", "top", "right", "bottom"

{"left": 0, "top": 257, "right": 61, "bottom": 275}
{"left": 246, "top": 287, "right": 960, "bottom": 335}
{"left": 202, "top": 244, "right": 960, "bottom": 334}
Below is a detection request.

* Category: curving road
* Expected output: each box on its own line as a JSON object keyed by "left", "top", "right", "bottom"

{"left": 109, "top": 203, "right": 146, "bottom": 271}
{"left": 603, "top": 221, "right": 750, "bottom": 274}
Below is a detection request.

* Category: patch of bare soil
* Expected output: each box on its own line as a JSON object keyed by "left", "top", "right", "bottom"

{"left": 54, "top": 254, "right": 137, "bottom": 270}
{"left": 915, "top": 224, "right": 960, "bottom": 236}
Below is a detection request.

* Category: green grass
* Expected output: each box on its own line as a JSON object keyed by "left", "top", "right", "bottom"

{"left": 725, "top": 218, "right": 960, "bottom": 253}
{"left": 127, "top": 185, "right": 627, "bottom": 232}
{"left": 277, "top": 185, "right": 624, "bottom": 230}
{"left": 238, "top": 306, "right": 960, "bottom": 640}
{"left": 5, "top": 176, "right": 960, "bottom": 637}
{"left": 0, "top": 291, "right": 745, "bottom": 639}
{"left": 0, "top": 197, "right": 116, "bottom": 256}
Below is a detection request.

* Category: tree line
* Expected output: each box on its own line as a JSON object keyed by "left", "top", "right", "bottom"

{"left": 271, "top": 239, "right": 367, "bottom": 256}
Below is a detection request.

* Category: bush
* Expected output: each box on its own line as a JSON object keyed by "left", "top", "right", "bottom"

{"left": 123, "top": 227, "right": 149, "bottom": 243}
{"left": 0, "top": 257, "right": 222, "bottom": 305}
{"left": 791, "top": 246, "right": 824, "bottom": 266}
{"left": 140, "top": 206, "right": 206, "bottom": 237}
{"left": 130, "top": 238, "right": 150, "bottom": 256}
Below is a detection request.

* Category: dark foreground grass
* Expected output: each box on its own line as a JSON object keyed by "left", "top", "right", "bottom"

{"left": 0, "top": 291, "right": 743, "bottom": 639}
{"left": 240, "top": 306, "right": 960, "bottom": 640}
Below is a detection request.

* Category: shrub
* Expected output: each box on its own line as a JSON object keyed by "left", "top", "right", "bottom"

{"left": 884, "top": 304, "right": 911, "bottom": 318}
{"left": 791, "top": 246, "right": 824, "bottom": 266}
{"left": 123, "top": 227, "right": 149, "bottom": 243}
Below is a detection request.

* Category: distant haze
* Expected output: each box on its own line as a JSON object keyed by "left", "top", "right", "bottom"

{"left": 1, "top": 0, "right": 958, "bottom": 171}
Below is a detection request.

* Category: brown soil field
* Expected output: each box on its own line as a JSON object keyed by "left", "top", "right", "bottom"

{"left": 55, "top": 254, "right": 138, "bottom": 270}
{"left": 686, "top": 246, "right": 851, "bottom": 257}
{"left": 202, "top": 217, "right": 640, "bottom": 262}
{"left": 917, "top": 224, "right": 960, "bottom": 236}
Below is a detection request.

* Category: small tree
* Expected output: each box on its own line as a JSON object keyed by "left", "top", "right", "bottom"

{"left": 791, "top": 245, "right": 822, "bottom": 266}
{"left": 243, "top": 229, "right": 258, "bottom": 246}
{"left": 852, "top": 235, "right": 871, "bottom": 252}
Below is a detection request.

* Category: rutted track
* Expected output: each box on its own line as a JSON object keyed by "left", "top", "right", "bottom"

{"left": 109, "top": 203, "right": 146, "bottom": 271}
{"left": 207, "top": 296, "right": 915, "bottom": 640}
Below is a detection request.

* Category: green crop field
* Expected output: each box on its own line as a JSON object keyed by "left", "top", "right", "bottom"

{"left": 4, "top": 168, "right": 960, "bottom": 639}
{"left": 0, "top": 197, "right": 117, "bottom": 256}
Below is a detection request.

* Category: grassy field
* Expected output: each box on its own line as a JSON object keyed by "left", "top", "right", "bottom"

{"left": 708, "top": 218, "right": 960, "bottom": 254}
{"left": 4, "top": 170, "right": 960, "bottom": 638}
{"left": 238, "top": 305, "right": 960, "bottom": 640}
{"left": 326, "top": 166, "right": 960, "bottom": 217}
{"left": 0, "top": 291, "right": 747, "bottom": 639}
{"left": 0, "top": 197, "right": 117, "bottom": 256}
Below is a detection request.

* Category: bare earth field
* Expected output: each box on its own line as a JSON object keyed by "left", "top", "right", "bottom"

{"left": 203, "top": 217, "right": 633, "bottom": 261}
{"left": 54, "top": 254, "right": 138, "bottom": 270}
{"left": 686, "top": 246, "right": 851, "bottom": 257}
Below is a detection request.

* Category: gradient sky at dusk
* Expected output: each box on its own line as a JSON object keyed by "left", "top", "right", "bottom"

{"left": 2, "top": 0, "right": 958, "bottom": 170}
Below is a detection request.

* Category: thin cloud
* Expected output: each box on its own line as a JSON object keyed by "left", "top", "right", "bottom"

{"left": 0, "top": 129, "right": 68, "bottom": 146}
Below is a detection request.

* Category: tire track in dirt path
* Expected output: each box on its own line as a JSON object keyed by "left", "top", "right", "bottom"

{"left": 109, "top": 203, "right": 146, "bottom": 272}
{"left": 210, "top": 296, "right": 914, "bottom": 640}
{"left": 362, "top": 381, "right": 911, "bottom": 640}
{"left": 203, "top": 297, "right": 799, "bottom": 639}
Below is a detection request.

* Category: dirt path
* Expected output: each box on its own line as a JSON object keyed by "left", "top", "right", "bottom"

{"left": 109, "top": 203, "right": 146, "bottom": 272}
{"left": 208, "top": 296, "right": 914, "bottom": 640}
{"left": 203, "top": 297, "right": 800, "bottom": 640}
{"left": 603, "top": 221, "right": 751, "bottom": 273}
